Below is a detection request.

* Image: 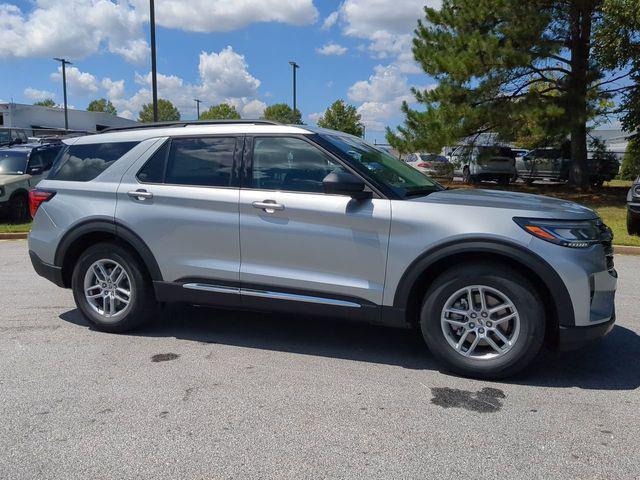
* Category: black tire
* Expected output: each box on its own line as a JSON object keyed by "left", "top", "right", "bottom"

{"left": 627, "top": 209, "right": 640, "bottom": 236}
{"left": 71, "top": 242, "right": 157, "bottom": 333}
{"left": 591, "top": 178, "right": 604, "bottom": 189}
{"left": 419, "top": 263, "right": 545, "bottom": 379}
{"left": 9, "top": 193, "right": 30, "bottom": 223}
{"left": 498, "top": 175, "right": 510, "bottom": 187}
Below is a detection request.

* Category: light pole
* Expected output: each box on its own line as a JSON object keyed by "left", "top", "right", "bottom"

{"left": 194, "top": 99, "right": 203, "bottom": 120}
{"left": 289, "top": 61, "right": 299, "bottom": 116}
{"left": 53, "top": 58, "right": 72, "bottom": 131}
{"left": 149, "top": 0, "right": 158, "bottom": 122}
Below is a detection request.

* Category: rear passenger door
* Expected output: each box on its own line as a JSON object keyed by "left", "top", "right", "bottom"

{"left": 116, "top": 136, "right": 242, "bottom": 288}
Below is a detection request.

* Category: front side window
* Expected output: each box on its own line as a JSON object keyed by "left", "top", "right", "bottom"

{"left": 251, "top": 137, "right": 346, "bottom": 193}
{"left": 320, "top": 134, "right": 442, "bottom": 198}
{"left": 49, "top": 142, "right": 139, "bottom": 181}
{"left": 165, "top": 137, "right": 236, "bottom": 187}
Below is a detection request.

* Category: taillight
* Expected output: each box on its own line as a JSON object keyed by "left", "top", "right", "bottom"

{"left": 417, "top": 162, "right": 433, "bottom": 168}
{"left": 29, "top": 188, "right": 56, "bottom": 218}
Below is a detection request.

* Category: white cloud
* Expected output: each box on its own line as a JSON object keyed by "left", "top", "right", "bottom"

{"left": 24, "top": 87, "right": 56, "bottom": 101}
{"left": 0, "top": 1, "right": 148, "bottom": 64}
{"left": 51, "top": 66, "right": 99, "bottom": 94}
{"left": 132, "top": 0, "right": 319, "bottom": 32}
{"left": 316, "top": 42, "right": 348, "bottom": 56}
{"left": 104, "top": 46, "right": 265, "bottom": 120}
{"left": 0, "top": 0, "right": 317, "bottom": 63}
{"left": 308, "top": 111, "right": 323, "bottom": 123}
{"left": 348, "top": 64, "right": 435, "bottom": 132}
{"left": 321, "top": 10, "right": 339, "bottom": 30}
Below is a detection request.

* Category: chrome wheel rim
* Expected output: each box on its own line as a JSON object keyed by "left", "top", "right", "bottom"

{"left": 83, "top": 259, "right": 133, "bottom": 321}
{"left": 440, "top": 285, "right": 520, "bottom": 360}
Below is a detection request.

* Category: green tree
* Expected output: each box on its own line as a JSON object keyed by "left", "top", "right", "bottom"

{"left": 138, "top": 98, "right": 180, "bottom": 122}
{"left": 34, "top": 99, "right": 56, "bottom": 107}
{"left": 620, "top": 137, "right": 640, "bottom": 180}
{"left": 262, "top": 103, "right": 302, "bottom": 124}
{"left": 387, "top": 0, "right": 640, "bottom": 189}
{"left": 87, "top": 98, "right": 117, "bottom": 115}
{"left": 199, "top": 103, "right": 241, "bottom": 120}
{"left": 316, "top": 100, "right": 364, "bottom": 136}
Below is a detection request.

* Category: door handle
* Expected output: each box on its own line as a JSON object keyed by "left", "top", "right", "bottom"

{"left": 128, "top": 189, "right": 153, "bottom": 200}
{"left": 252, "top": 200, "right": 284, "bottom": 213}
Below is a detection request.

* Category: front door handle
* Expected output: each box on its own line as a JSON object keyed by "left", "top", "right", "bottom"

{"left": 252, "top": 200, "right": 284, "bottom": 213}
{"left": 128, "top": 189, "right": 153, "bottom": 200}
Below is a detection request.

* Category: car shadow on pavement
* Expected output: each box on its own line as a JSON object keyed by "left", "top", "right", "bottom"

{"left": 60, "top": 306, "right": 640, "bottom": 391}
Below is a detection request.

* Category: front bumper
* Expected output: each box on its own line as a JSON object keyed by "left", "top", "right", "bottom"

{"left": 29, "top": 250, "right": 65, "bottom": 287}
{"left": 557, "top": 311, "right": 615, "bottom": 350}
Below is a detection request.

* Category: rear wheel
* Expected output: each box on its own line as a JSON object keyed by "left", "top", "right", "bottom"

{"left": 627, "top": 209, "right": 640, "bottom": 236}
{"left": 498, "top": 175, "right": 510, "bottom": 187}
{"left": 9, "top": 194, "right": 30, "bottom": 223}
{"left": 420, "top": 263, "right": 545, "bottom": 379}
{"left": 71, "top": 242, "right": 157, "bottom": 333}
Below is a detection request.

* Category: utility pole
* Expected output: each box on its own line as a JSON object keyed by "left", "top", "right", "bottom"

{"left": 53, "top": 58, "right": 72, "bottom": 131}
{"left": 149, "top": 0, "right": 159, "bottom": 122}
{"left": 194, "top": 99, "right": 203, "bottom": 120}
{"left": 289, "top": 61, "right": 300, "bottom": 116}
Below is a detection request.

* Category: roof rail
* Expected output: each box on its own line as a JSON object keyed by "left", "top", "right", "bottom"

{"left": 101, "top": 119, "right": 280, "bottom": 133}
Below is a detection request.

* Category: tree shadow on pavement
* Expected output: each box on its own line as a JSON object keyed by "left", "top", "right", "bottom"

{"left": 60, "top": 305, "right": 640, "bottom": 391}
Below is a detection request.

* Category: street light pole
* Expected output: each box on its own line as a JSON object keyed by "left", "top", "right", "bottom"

{"left": 53, "top": 58, "right": 72, "bottom": 131}
{"left": 194, "top": 99, "right": 203, "bottom": 120}
{"left": 149, "top": 0, "right": 159, "bottom": 122}
{"left": 288, "top": 61, "right": 299, "bottom": 115}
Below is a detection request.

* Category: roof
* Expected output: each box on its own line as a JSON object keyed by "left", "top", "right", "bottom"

{"left": 67, "top": 122, "right": 317, "bottom": 145}
{"left": 0, "top": 142, "right": 60, "bottom": 152}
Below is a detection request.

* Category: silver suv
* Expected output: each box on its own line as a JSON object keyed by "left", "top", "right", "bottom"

{"left": 28, "top": 121, "right": 617, "bottom": 379}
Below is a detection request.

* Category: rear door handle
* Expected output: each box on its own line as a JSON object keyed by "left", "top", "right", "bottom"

{"left": 128, "top": 189, "right": 153, "bottom": 200}
{"left": 252, "top": 200, "right": 284, "bottom": 213}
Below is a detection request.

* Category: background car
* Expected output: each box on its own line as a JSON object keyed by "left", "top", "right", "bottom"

{"left": 0, "top": 142, "right": 62, "bottom": 221}
{"left": 405, "top": 153, "right": 454, "bottom": 181}
{"left": 449, "top": 145, "right": 516, "bottom": 185}
{"left": 517, "top": 147, "right": 619, "bottom": 187}
{"left": 627, "top": 178, "right": 640, "bottom": 235}
{"left": 0, "top": 128, "right": 29, "bottom": 147}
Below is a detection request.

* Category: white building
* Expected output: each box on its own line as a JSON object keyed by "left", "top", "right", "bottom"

{"left": 0, "top": 102, "right": 137, "bottom": 135}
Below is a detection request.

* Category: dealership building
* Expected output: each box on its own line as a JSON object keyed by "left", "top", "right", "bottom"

{"left": 0, "top": 102, "right": 137, "bottom": 136}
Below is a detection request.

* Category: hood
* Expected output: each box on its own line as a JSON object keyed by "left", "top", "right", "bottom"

{"left": 0, "top": 173, "right": 30, "bottom": 186}
{"left": 417, "top": 188, "right": 598, "bottom": 220}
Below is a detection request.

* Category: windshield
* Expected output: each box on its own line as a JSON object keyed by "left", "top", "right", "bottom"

{"left": 320, "top": 134, "right": 443, "bottom": 198}
{"left": 0, "top": 131, "right": 12, "bottom": 144}
{"left": 0, "top": 151, "right": 28, "bottom": 174}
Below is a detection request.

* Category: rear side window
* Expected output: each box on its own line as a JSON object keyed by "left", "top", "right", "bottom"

{"left": 165, "top": 137, "right": 236, "bottom": 187}
{"left": 49, "top": 142, "right": 138, "bottom": 181}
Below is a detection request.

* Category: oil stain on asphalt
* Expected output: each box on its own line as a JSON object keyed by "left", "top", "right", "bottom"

{"left": 151, "top": 353, "right": 180, "bottom": 363}
{"left": 430, "top": 387, "right": 506, "bottom": 413}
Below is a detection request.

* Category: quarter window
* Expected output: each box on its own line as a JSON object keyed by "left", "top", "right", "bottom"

{"left": 137, "top": 141, "right": 169, "bottom": 184}
{"left": 165, "top": 137, "right": 236, "bottom": 187}
{"left": 251, "top": 137, "right": 345, "bottom": 193}
{"left": 49, "top": 142, "right": 139, "bottom": 181}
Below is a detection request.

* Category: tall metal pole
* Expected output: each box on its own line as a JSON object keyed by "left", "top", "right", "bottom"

{"left": 289, "top": 61, "right": 299, "bottom": 116}
{"left": 53, "top": 58, "right": 72, "bottom": 131}
{"left": 194, "top": 99, "right": 202, "bottom": 120}
{"left": 150, "top": 0, "right": 159, "bottom": 122}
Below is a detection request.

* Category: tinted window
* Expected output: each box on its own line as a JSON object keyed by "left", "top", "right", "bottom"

{"left": 50, "top": 142, "right": 138, "bottom": 181}
{"left": 137, "top": 141, "right": 169, "bottom": 183}
{"left": 30, "top": 146, "right": 61, "bottom": 171}
{"left": 251, "top": 137, "right": 345, "bottom": 193}
{"left": 165, "top": 137, "right": 236, "bottom": 187}
{"left": 0, "top": 151, "right": 28, "bottom": 174}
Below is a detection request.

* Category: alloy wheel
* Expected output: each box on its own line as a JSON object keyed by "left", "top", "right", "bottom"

{"left": 83, "top": 259, "right": 133, "bottom": 320}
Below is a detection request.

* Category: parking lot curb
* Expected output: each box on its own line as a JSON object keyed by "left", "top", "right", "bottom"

{"left": 0, "top": 233, "right": 29, "bottom": 240}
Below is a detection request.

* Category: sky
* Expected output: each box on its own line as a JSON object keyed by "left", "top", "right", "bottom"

{"left": 0, "top": 0, "right": 442, "bottom": 143}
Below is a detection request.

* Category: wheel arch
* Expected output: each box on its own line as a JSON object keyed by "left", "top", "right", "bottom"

{"left": 54, "top": 219, "right": 163, "bottom": 288}
{"left": 393, "top": 239, "right": 575, "bottom": 335}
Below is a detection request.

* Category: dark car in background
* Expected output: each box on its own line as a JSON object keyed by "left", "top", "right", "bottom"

{"left": 516, "top": 147, "right": 618, "bottom": 187}
{"left": 627, "top": 179, "right": 640, "bottom": 235}
{"left": 0, "top": 128, "right": 29, "bottom": 147}
{"left": 0, "top": 142, "right": 62, "bottom": 221}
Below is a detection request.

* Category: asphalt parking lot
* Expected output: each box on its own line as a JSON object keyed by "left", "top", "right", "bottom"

{"left": 1, "top": 240, "right": 638, "bottom": 479}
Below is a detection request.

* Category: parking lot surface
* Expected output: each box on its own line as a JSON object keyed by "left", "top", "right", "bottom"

{"left": 1, "top": 240, "right": 638, "bottom": 479}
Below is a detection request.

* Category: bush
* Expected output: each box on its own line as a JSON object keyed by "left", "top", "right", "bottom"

{"left": 620, "top": 137, "right": 640, "bottom": 180}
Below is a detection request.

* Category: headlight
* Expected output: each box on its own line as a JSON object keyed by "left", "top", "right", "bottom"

{"left": 514, "top": 217, "right": 609, "bottom": 248}
{"left": 633, "top": 184, "right": 640, "bottom": 197}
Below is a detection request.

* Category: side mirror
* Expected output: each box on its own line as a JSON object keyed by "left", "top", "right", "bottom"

{"left": 323, "top": 171, "right": 372, "bottom": 199}
{"left": 27, "top": 166, "right": 42, "bottom": 175}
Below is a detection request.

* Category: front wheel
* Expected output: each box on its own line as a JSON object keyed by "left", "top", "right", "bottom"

{"left": 628, "top": 209, "right": 640, "bottom": 236}
{"left": 420, "top": 263, "right": 545, "bottom": 379}
{"left": 72, "top": 242, "right": 157, "bottom": 333}
{"left": 9, "top": 194, "right": 30, "bottom": 223}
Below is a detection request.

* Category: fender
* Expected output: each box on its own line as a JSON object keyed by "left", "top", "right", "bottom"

{"left": 54, "top": 218, "right": 163, "bottom": 282}
{"left": 393, "top": 238, "right": 575, "bottom": 327}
